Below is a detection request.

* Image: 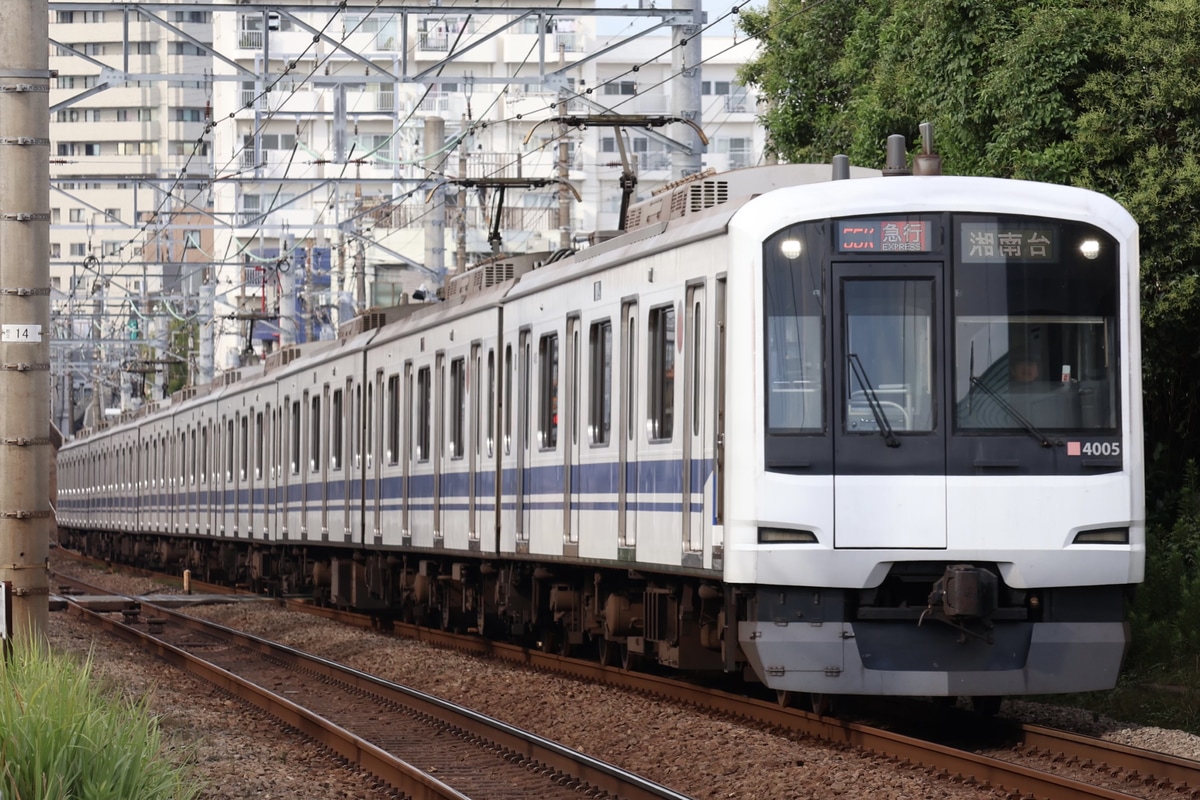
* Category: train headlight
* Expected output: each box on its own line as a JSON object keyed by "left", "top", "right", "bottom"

{"left": 1079, "top": 239, "right": 1101, "bottom": 260}
{"left": 758, "top": 527, "right": 818, "bottom": 544}
{"left": 780, "top": 239, "right": 803, "bottom": 259}
{"left": 1072, "top": 527, "right": 1129, "bottom": 544}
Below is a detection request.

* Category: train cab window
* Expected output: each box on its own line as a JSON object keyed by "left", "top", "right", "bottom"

{"left": 843, "top": 279, "right": 936, "bottom": 433}
{"left": 450, "top": 357, "right": 466, "bottom": 459}
{"left": 589, "top": 320, "right": 612, "bottom": 446}
{"left": 331, "top": 389, "right": 344, "bottom": 471}
{"left": 416, "top": 366, "right": 432, "bottom": 462}
{"left": 538, "top": 334, "right": 559, "bottom": 450}
{"left": 953, "top": 217, "right": 1120, "bottom": 432}
{"left": 764, "top": 223, "right": 825, "bottom": 434}
{"left": 386, "top": 374, "right": 400, "bottom": 465}
{"left": 647, "top": 306, "right": 675, "bottom": 442}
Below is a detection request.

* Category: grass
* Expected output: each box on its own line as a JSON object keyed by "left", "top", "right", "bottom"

{"left": 1035, "top": 660, "right": 1200, "bottom": 735}
{"left": 0, "top": 638, "right": 200, "bottom": 800}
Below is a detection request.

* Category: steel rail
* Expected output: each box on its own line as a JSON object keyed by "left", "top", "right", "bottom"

{"left": 55, "top": 574, "right": 693, "bottom": 800}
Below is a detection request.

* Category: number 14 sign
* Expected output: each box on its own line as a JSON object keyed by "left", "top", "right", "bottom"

{"left": 1, "top": 324, "right": 42, "bottom": 343}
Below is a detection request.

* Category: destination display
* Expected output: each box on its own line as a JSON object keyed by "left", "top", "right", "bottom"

{"left": 836, "top": 218, "right": 931, "bottom": 253}
{"left": 959, "top": 222, "right": 1058, "bottom": 263}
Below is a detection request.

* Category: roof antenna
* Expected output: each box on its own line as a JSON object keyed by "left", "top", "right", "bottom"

{"left": 913, "top": 122, "right": 943, "bottom": 176}
{"left": 883, "top": 134, "right": 910, "bottom": 176}
{"left": 831, "top": 154, "right": 850, "bottom": 181}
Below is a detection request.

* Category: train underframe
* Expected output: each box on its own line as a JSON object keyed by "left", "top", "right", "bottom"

{"left": 57, "top": 528, "right": 1132, "bottom": 706}
{"left": 57, "top": 527, "right": 740, "bottom": 674}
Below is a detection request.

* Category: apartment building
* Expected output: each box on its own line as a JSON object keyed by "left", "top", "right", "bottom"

{"left": 48, "top": 1, "right": 763, "bottom": 418}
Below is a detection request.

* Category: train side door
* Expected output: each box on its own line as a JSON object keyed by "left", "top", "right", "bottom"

{"left": 516, "top": 329, "right": 531, "bottom": 548}
{"left": 713, "top": 277, "right": 726, "bottom": 549}
{"left": 831, "top": 262, "right": 947, "bottom": 548}
{"left": 469, "top": 344, "right": 481, "bottom": 544}
{"left": 434, "top": 352, "right": 445, "bottom": 540}
{"left": 683, "top": 284, "right": 706, "bottom": 559}
{"left": 566, "top": 316, "right": 581, "bottom": 548}
{"left": 618, "top": 300, "right": 638, "bottom": 552}
{"left": 403, "top": 363, "right": 413, "bottom": 538}
{"left": 371, "top": 372, "right": 383, "bottom": 542}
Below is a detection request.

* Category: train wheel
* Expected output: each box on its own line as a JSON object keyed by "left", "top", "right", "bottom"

{"left": 620, "top": 644, "right": 641, "bottom": 672}
{"left": 776, "top": 690, "right": 794, "bottom": 709}
{"left": 971, "top": 696, "right": 1003, "bottom": 717}
{"left": 809, "top": 693, "right": 836, "bottom": 716}
{"left": 597, "top": 637, "right": 617, "bottom": 666}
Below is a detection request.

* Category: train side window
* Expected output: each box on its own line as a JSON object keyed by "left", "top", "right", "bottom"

{"left": 190, "top": 429, "right": 197, "bottom": 485}
{"left": 200, "top": 427, "right": 208, "bottom": 483}
{"left": 290, "top": 400, "right": 301, "bottom": 474}
{"left": 240, "top": 415, "right": 249, "bottom": 480}
{"left": 179, "top": 432, "right": 187, "bottom": 485}
{"left": 386, "top": 374, "right": 400, "bottom": 465}
{"left": 589, "top": 320, "right": 612, "bottom": 445}
{"left": 504, "top": 345, "right": 513, "bottom": 455}
{"left": 416, "top": 366, "right": 432, "bottom": 462}
{"left": 331, "top": 388, "right": 344, "bottom": 471}
{"left": 647, "top": 305, "right": 675, "bottom": 442}
{"left": 255, "top": 411, "right": 264, "bottom": 479}
{"left": 538, "top": 333, "right": 559, "bottom": 450}
{"left": 450, "top": 357, "right": 465, "bottom": 459}
{"left": 225, "top": 419, "right": 234, "bottom": 481}
{"left": 487, "top": 349, "right": 496, "bottom": 457}
{"left": 310, "top": 395, "right": 320, "bottom": 472}
{"left": 366, "top": 379, "right": 375, "bottom": 469}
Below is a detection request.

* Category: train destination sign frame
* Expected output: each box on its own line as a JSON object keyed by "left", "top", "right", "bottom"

{"left": 836, "top": 218, "right": 933, "bottom": 254}
{"left": 959, "top": 222, "right": 1058, "bottom": 263}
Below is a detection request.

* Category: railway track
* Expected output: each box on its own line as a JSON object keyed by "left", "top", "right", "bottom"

{"left": 51, "top": 555, "right": 1200, "bottom": 800}
{"left": 54, "top": 573, "right": 692, "bottom": 800}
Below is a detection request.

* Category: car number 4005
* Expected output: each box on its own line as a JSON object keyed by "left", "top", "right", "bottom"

{"left": 1080, "top": 441, "right": 1121, "bottom": 456}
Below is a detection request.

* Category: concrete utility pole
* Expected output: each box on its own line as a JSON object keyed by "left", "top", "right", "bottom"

{"left": 423, "top": 116, "right": 446, "bottom": 277}
{"left": 671, "top": 0, "right": 705, "bottom": 178}
{"left": 0, "top": 0, "right": 52, "bottom": 645}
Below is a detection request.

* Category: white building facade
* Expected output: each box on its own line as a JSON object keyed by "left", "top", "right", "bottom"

{"left": 47, "top": 1, "right": 764, "bottom": 418}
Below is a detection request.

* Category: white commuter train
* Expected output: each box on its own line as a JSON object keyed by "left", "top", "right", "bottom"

{"left": 57, "top": 159, "right": 1144, "bottom": 707}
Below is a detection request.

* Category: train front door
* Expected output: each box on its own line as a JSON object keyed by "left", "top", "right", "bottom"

{"left": 831, "top": 263, "right": 947, "bottom": 549}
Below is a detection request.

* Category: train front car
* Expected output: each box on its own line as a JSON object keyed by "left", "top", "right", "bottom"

{"left": 725, "top": 175, "right": 1143, "bottom": 702}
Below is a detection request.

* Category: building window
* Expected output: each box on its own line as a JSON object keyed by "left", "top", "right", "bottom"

{"left": 602, "top": 80, "right": 636, "bottom": 96}
{"left": 69, "top": 209, "right": 84, "bottom": 223}
{"left": 69, "top": 243, "right": 85, "bottom": 257}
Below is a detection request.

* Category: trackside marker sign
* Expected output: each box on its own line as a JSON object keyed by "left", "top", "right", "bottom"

{"left": 0, "top": 580, "right": 11, "bottom": 642}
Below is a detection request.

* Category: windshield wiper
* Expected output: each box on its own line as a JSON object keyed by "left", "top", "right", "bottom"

{"left": 968, "top": 376, "right": 1060, "bottom": 448}
{"left": 848, "top": 353, "right": 900, "bottom": 448}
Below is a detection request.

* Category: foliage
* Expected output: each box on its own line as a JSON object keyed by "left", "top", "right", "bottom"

{"left": 737, "top": 0, "right": 1200, "bottom": 688}
{"left": 166, "top": 317, "right": 195, "bottom": 396}
{"left": 0, "top": 641, "right": 199, "bottom": 800}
